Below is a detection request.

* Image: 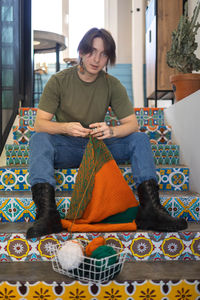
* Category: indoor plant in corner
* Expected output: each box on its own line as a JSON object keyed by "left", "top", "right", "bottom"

{"left": 166, "top": 0, "right": 200, "bottom": 101}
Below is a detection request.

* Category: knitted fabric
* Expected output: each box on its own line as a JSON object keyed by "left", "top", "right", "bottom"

{"left": 61, "top": 136, "right": 138, "bottom": 232}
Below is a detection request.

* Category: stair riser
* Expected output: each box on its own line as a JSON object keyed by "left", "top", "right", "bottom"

{"left": 19, "top": 107, "right": 165, "bottom": 127}
{"left": 5, "top": 144, "right": 180, "bottom": 166}
{"left": 0, "top": 166, "right": 189, "bottom": 191}
{"left": 12, "top": 125, "right": 172, "bottom": 145}
{"left": 1, "top": 280, "right": 200, "bottom": 299}
{"left": 0, "top": 232, "right": 200, "bottom": 262}
{"left": 0, "top": 195, "right": 199, "bottom": 222}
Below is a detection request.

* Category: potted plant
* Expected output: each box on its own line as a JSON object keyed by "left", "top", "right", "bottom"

{"left": 166, "top": 0, "right": 200, "bottom": 101}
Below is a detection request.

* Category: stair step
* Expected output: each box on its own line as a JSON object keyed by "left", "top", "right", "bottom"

{"left": 0, "top": 191, "right": 199, "bottom": 222}
{"left": 0, "top": 260, "right": 199, "bottom": 282}
{"left": 0, "top": 165, "right": 189, "bottom": 191}
{"left": 5, "top": 143, "right": 180, "bottom": 166}
{"left": 0, "top": 222, "right": 199, "bottom": 262}
{"left": 0, "top": 261, "right": 199, "bottom": 298}
{"left": 18, "top": 107, "right": 165, "bottom": 127}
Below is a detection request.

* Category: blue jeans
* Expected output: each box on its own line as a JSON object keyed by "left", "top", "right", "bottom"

{"left": 29, "top": 132, "right": 157, "bottom": 188}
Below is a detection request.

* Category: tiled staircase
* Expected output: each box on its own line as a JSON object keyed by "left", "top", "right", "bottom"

{"left": 0, "top": 107, "right": 200, "bottom": 299}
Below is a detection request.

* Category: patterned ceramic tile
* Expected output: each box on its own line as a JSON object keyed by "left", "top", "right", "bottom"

{"left": 0, "top": 280, "right": 199, "bottom": 299}
{"left": 134, "top": 107, "right": 164, "bottom": 126}
{"left": 18, "top": 108, "right": 37, "bottom": 127}
{"left": 5, "top": 144, "right": 29, "bottom": 166}
{"left": 18, "top": 107, "right": 165, "bottom": 128}
{"left": 140, "top": 125, "right": 172, "bottom": 144}
{"left": 0, "top": 232, "right": 199, "bottom": 262}
{"left": 12, "top": 126, "right": 35, "bottom": 145}
{"left": 0, "top": 194, "right": 199, "bottom": 222}
{"left": 0, "top": 166, "right": 189, "bottom": 191}
{"left": 5, "top": 144, "right": 180, "bottom": 166}
{"left": 0, "top": 197, "right": 71, "bottom": 222}
{"left": 152, "top": 144, "right": 179, "bottom": 165}
{"left": 122, "top": 166, "right": 189, "bottom": 191}
{"left": 12, "top": 125, "right": 172, "bottom": 145}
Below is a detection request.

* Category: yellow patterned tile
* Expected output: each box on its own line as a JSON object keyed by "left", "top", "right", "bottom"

{"left": 98, "top": 281, "right": 127, "bottom": 299}
{"left": 168, "top": 281, "right": 199, "bottom": 299}
{"left": 0, "top": 282, "right": 20, "bottom": 299}
{"left": 28, "top": 282, "right": 57, "bottom": 300}
{"left": 62, "top": 281, "right": 92, "bottom": 299}
{"left": 132, "top": 281, "right": 163, "bottom": 299}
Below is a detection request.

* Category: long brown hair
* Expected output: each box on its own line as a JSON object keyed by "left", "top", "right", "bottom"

{"left": 77, "top": 28, "right": 116, "bottom": 66}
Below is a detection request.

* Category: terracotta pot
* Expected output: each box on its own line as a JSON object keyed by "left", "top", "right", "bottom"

{"left": 170, "top": 73, "right": 200, "bottom": 102}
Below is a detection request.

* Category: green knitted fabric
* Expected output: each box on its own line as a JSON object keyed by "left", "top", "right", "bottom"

{"left": 100, "top": 206, "right": 138, "bottom": 224}
{"left": 65, "top": 136, "right": 113, "bottom": 220}
{"left": 91, "top": 245, "right": 117, "bottom": 268}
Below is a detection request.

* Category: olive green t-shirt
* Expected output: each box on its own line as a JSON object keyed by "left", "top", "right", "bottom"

{"left": 38, "top": 66, "right": 134, "bottom": 128}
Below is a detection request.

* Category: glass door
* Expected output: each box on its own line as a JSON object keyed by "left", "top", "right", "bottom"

{"left": 0, "top": 0, "right": 33, "bottom": 155}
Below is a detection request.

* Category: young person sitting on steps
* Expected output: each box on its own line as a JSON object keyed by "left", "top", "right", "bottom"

{"left": 26, "top": 28, "right": 187, "bottom": 239}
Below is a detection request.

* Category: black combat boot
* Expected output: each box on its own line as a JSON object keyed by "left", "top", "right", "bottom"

{"left": 26, "top": 183, "right": 63, "bottom": 239}
{"left": 135, "top": 179, "right": 187, "bottom": 232}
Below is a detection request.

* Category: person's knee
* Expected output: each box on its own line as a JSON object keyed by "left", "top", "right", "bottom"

{"left": 30, "top": 132, "right": 51, "bottom": 147}
{"left": 130, "top": 131, "right": 150, "bottom": 144}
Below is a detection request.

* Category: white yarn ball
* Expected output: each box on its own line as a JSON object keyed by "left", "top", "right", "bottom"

{"left": 57, "top": 240, "right": 84, "bottom": 270}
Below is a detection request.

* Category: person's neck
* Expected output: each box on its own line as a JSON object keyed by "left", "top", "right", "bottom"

{"left": 77, "top": 67, "right": 98, "bottom": 83}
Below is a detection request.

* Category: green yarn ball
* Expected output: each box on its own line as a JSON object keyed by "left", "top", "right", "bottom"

{"left": 91, "top": 245, "right": 117, "bottom": 268}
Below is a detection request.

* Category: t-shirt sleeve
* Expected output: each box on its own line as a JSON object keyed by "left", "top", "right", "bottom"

{"left": 38, "top": 74, "right": 60, "bottom": 114}
{"left": 109, "top": 76, "right": 134, "bottom": 120}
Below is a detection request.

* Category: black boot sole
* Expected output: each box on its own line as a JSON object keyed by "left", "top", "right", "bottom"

{"left": 136, "top": 218, "right": 188, "bottom": 232}
{"left": 26, "top": 223, "right": 63, "bottom": 239}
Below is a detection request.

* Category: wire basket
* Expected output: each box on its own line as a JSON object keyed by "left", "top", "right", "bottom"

{"left": 50, "top": 242, "right": 127, "bottom": 283}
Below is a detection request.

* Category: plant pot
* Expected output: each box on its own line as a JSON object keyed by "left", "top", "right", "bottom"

{"left": 170, "top": 73, "right": 200, "bottom": 102}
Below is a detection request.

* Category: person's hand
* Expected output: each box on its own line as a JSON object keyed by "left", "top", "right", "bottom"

{"left": 89, "top": 122, "right": 114, "bottom": 139}
{"left": 65, "top": 122, "right": 92, "bottom": 137}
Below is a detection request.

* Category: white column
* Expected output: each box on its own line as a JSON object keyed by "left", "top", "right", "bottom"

{"left": 131, "top": 0, "right": 145, "bottom": 107}
{"left": 62, "top": 0, "right": 69, "bottom": 59}
{"left": 104, "top": 0, "right": 118, "bottom": 59}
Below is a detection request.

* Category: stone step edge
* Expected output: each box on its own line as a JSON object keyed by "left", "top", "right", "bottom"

{"left": 0, "top": 189, "right": 198, "bottom": 197}
{"left": 0, "top": 260, "right": 200, "bottom": 281}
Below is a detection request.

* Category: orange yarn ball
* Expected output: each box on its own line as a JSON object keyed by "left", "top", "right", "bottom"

{"left": 85, "top": 237, "right": 106, "bottom": 257}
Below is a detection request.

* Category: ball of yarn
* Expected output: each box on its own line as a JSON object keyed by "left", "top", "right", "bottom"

{"left": 57, "top": 240, "right": 84, "bottom": 270}
{"left": 85, "top": 237, "right": 106, "bottom": 257}
{"left": 91, "top": 245, "right": 117, "bottom": 268}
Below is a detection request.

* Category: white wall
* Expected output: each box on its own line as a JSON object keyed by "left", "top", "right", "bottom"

{"left": 164, "top": 90, "right": 200, "bottom": 193}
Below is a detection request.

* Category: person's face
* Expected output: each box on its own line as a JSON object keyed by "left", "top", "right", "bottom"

{"left": 80, "top": 37, "right": 108, "bottom": 77}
